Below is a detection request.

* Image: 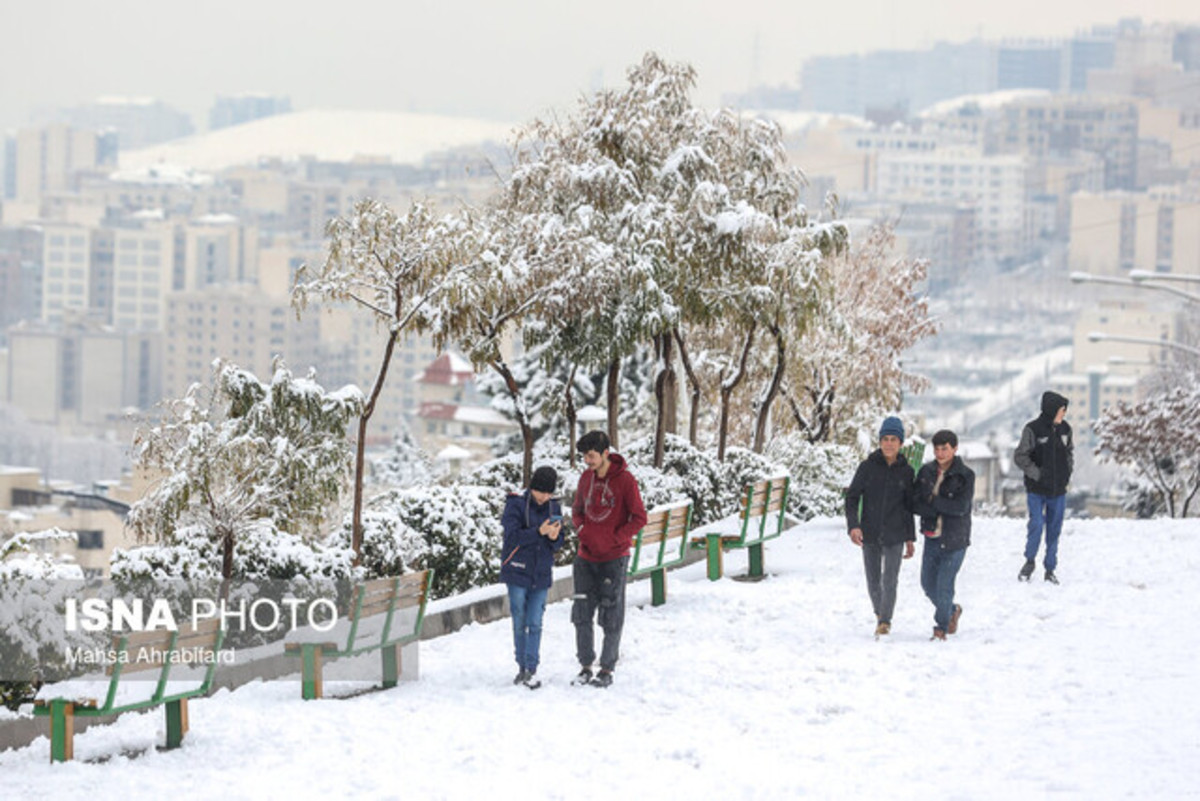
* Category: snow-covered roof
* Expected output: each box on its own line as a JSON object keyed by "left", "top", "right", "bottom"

{"left": 917, "top": 89, "right": 1052, "bottom": 119}
{"left": 750, "top": 110, "right": 868, "bottom": 133}
{"left": 118, "top": 109, "right": 514, "bottom": 172}
{"left": 107, "top": 163, "right": 215, "bottom": 187}
{"left": 416, "top": 353, "right": 475, "bottom": 385}
{"left": 416, "top": 402, "right": 510, "bottom": 427}
{"left": 435, "top": 445, "right": 473, "bottom": 461}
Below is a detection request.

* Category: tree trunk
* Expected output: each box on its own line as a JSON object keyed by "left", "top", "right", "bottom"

{"left": 491, "top": 359, "right": 534, "bottom": 485}
{"left": 718, "top": 323, "right": 756, "bottom": 461}
{"left": 219, "top": 526, "right": 234, "bottom": 604}
{"left": 675, "top": 330, "right": 702, "bottom": 446}
{"left": 752, "top": 325, "right": 786, "bottom": 454}
{"left": 652, "top": 333, "right": 677, "bottom": 468}
{"left": 352, "top": 328, "right": 400, "bottom": 564}
{"left": 606, "top": 358, "right": 620, "bottom": 450}
{"left": 565, "top": 366, "right": 579, "bottom": 469}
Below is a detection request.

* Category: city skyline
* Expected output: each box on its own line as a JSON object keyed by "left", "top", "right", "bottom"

{"left": 3, "top": 0, "right": 1199, "bottom": 136}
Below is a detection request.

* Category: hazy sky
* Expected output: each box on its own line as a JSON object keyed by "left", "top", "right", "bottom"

{"left": 3, "top": 0, "right": 1199, "bottom": 132}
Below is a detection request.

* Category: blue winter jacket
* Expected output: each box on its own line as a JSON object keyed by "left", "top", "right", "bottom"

{"left": 499, "top": 490, "right": 565, "bottom": 590}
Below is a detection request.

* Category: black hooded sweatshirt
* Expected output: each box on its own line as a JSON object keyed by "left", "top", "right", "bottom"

{"left": 1014, "top": 391, "right": 1074, "bottom": 497}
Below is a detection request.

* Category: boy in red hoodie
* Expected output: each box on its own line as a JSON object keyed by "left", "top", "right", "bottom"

{"left": 570, "top": 430, "right": 647, "bottom": 688}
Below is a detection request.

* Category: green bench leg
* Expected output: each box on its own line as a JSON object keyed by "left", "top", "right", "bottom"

{"left": 300, "top": 645, "right": 325, "bottom": 700}
{"left": 382, "top": 643, "right": 401, "bottom": 689}
{"left": 165, "top": 698, "right": 188, "bottom": 749}
{"left": 48, "top": 700, "right": 75, "bottom": 763}
{"left": 748, "top": 542, "right": 765, "bottom": 578}
{"left": 705, "top": 533, "right": 724, "bottom": 581}
{"left": 650, "top": 568, "right": 667, "bottom": 606}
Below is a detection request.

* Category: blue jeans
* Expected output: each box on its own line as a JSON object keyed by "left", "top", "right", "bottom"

{"left": 921, "top": 543, "right": 967, "bottom": 632}
{"left": 507, "top": 584, "right": 549, "bottom": 673}
{"left": 1025, "top": 493, "right": 1066, "bottom": 571}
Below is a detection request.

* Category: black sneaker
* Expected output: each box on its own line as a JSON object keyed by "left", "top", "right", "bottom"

{"left": 1018, "top": 559, "right": 1035, "bottom": 581}
{"left": 1044, "top": 570, "right": 1059, "bottom": 585}
{"left": 572, "top": 666, "right": 594, "bottom": 686}
{"left": 523, "top": 672, "right": 542, "bottom": 690}
{"left": 513, "top": 669, "right": 529, "bottom": 685}
{"left": 590, "top": 669, "right": 613, "bottom": 688}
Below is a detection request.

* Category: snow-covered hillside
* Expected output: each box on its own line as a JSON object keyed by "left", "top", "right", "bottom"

{"left": 3, "top": 515, "right": 1197, "bottom": 799}
{"left": 118, "top": 109, "right": 515, "bottom": 172}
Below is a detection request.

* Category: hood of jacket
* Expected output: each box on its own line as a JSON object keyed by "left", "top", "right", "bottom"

{"left": 1040, "top": 391, "right": 1069, "bottom": 421}
{"left": 599, "top": 451, "right": 629, "bottom": 478}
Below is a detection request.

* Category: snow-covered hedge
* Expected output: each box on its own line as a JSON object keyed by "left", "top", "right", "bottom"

{"left": 765, "top": 435, "right": 860, "bottom": 519}
{"left": 344, "top": 485, "right": 503, "bottom": 599}
{"left": 111, "top": 522, "right": 354, "bottom": 584}
{"left": 1, "top": 529, "right": 94, "bottom": 710}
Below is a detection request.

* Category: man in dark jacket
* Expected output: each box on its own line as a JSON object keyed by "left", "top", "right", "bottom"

{"left": 1013, "top": 391, "right": 1073, "bottom": 584}
{"left": 500, "top": 465, "right": 565, "bottom": 689}
{"left": 845, "top": 416, "right": 916, "bottom": 637}
{"left": 570, "top": 430, "right": 647, "bottom": 688}
{"left": 914, "top": 429, "right": 974, "bottom": 641}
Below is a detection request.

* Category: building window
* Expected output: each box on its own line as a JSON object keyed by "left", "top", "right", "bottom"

{"left": 77, "top": 530, "right": 104, "bottom": 550}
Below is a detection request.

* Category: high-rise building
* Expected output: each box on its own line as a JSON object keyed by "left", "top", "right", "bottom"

{"left": 14, "top": 123, "right": 117, "bottom": 203}
{"left": 42, "top": 97, "right": 193, "bottom": 151}
{"left": 110, "top": 221, "right": 176, "bottom": 331}
{"left": 4, "top": 319, "right": 160, "bottom": 427}
{"left": 1067, "top": 29, "right": 1117, "bottom": 92}
{"left": 996, "top": 40, "right": 1064, "bottom": 92}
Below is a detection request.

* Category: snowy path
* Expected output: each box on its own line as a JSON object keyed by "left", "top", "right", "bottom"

{"left": 4, "top": 515, "right": 1198, "bottom": 799}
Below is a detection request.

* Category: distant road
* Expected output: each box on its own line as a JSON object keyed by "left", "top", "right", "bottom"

{"left": 944, "top": 344, "right": 1074, "bottom": 435}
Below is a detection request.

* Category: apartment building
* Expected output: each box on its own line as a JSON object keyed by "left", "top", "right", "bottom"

{"left": 994, "top": 97, "right": 1140, "bottom": 190}
{"left": 4, "top": 319, "right": 160, "bottom": 427}
{"left": 1069, "top": 186, "right": 1200, "bottom": 277}
{"left": 14, "top": 123, "right": 118, "bottom": 204}
{"left": 0, "top": 466, "right": 136, "bottom": 580}
{"left": 162, "top": 285, "right": 292, "bottom": 400}
{"left": 875, "top": 148, "right": 1030, "bottom": 262}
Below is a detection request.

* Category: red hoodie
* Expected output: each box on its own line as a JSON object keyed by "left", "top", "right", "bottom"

{"left": 571, "top": 452, "right": 648, "bottom": 563}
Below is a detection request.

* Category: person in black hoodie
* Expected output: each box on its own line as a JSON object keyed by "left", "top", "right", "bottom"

{"left": 1013, "top": 391, "right": 1073, "bottom": 584}
{"left": 845, "top": 416, "right": 916, "bottom": 637}
{"left": 500, "top": 465, "right": 565, "bottom": 689}
{"left": 914, "top": 430, "right": 975, "bottom": 641}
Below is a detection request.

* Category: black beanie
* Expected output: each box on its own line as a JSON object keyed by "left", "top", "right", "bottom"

{"left": 529, "top": 466, "right": 558, "bottom": 494}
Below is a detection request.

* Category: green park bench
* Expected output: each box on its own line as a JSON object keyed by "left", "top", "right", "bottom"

{"left": 33, "top": 618, "right": 225, "bottom": 763}
{"left": 627, "top": 500, "right": 693, "bottom": 606}
{"left": 901, "top": 440, "right": 926, "bottom": 471}
{"left": 284, "top": 570, "right": 433, "bottom": 700}
{"left": 692, "top": 475, "right": 791, "bottom": 581}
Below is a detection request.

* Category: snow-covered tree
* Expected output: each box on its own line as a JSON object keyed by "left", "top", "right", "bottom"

{"left": 127, "top": 361, "right": 361, "bottom": 588}
{"left": 781, "top": 224, "right": 936, "bottom": 445}
{"left": 292, "top": 199, "right": 474, "bottom": 560}
{"left": 498, "top": 54, "right": 689, "bottom": 451}
{"left": 369, "top": 422, "right": 435, "bottom": 490}
{"left": 1094, "top": 381, "right": 1200, "bottom": 518}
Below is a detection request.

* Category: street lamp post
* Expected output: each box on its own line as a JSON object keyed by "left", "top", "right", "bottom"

{"left": 1086, "top": 331, "right": 1200, "bottom": 358}
{"left": 1070, "top": 271, "right": 1200, "bottom": 304}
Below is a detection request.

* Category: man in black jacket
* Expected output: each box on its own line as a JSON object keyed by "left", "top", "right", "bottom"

{"left": 845, "top": 416, "right": 916, "bottom": 637}
{"left": 1013, "top": 391, "right": 1073, "bottom": 584}
{"left": 914, "top": 430, "right": 974, "bottom": 641}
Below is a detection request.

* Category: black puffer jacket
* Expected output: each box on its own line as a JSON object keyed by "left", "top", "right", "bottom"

{"left": 844, "top": 449, "right": 916, "bottom": 546}
{"left": 914, "top": 456, "right": 975, "bottom": 552}
{"left": 1014, "top": 391, "right": 1074, "bottom": 497}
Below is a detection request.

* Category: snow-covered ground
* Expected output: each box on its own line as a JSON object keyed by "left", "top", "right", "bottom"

{"left": 4, "top": 515, "right": 1197, "bottom": 799}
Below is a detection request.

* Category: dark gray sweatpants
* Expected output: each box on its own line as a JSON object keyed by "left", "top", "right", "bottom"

{"left": 572, "top": 555, "right": 629, "bottom": 671}
{"left": 862, "top": 542, "right": 904, "bottom": 624}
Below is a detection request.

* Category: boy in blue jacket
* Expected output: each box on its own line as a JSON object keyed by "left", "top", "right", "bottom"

{"left": 913, "top": 429, "right": 975, "bottom": 641}
{"left": 500, "top": 465, "right": 564, "bottom": 689}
